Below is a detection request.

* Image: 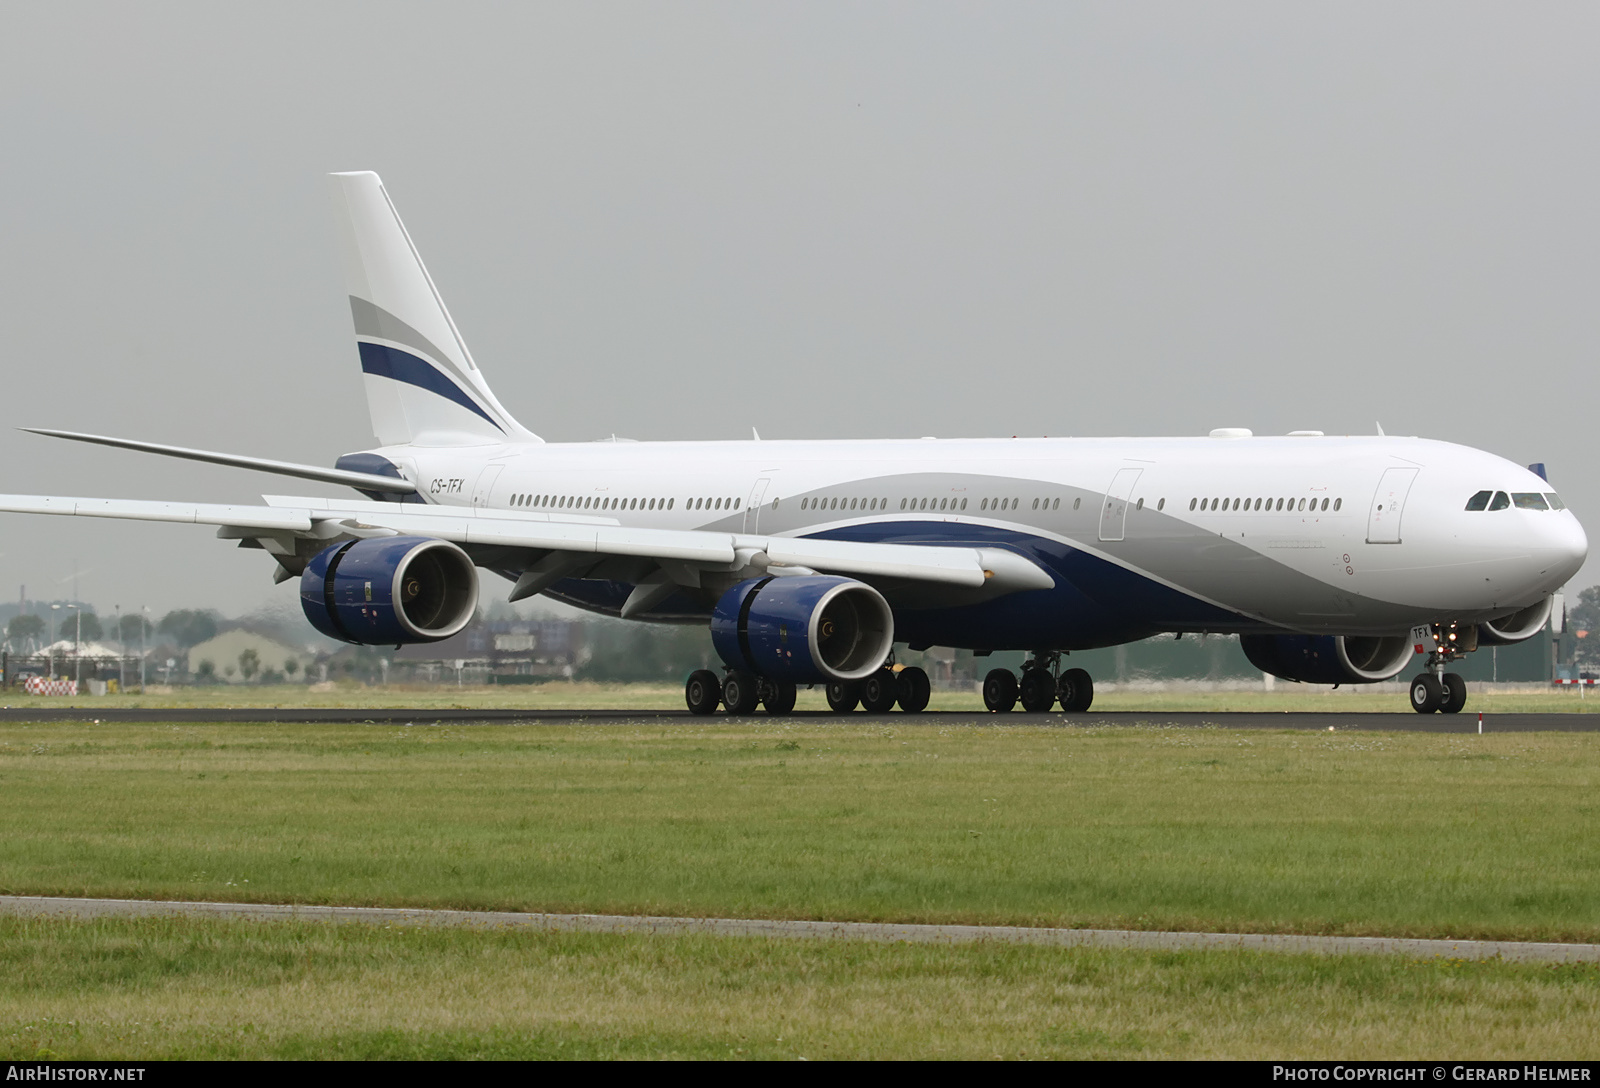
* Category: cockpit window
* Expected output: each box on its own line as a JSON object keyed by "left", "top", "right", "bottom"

{"left": 1465, "top": 490, "right": 1491, "bottom": 511}
{"left": 1547, "top": 492, "right": 1566, "bottom": 510}
{"left": 1512, "top": 492, "right": 1550, "bottom": 510}
{"left": 1488, "top": 491, "right": 1511, "bottom": 511}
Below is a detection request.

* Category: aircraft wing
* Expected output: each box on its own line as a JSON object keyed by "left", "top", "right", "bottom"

{"left": 0, "top": 493, "right": 1054, "bottom": 611}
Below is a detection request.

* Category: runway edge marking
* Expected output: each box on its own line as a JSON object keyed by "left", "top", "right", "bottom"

{"left": 1, "top": 896, "right": 1594, "bottom": 963}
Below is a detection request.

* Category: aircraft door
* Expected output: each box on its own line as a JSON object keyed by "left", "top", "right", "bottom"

{"left": 1098, "top": 468, "right": 1143, "bottom": 542}
{"left": 1366, "top": 467, "right": 1419, "bottom": 544}
{"left": 744, "top": 478, "right": 770, "bottom": 532}
{"left": 472, "top": 465, "right": 505, "bottom": 509}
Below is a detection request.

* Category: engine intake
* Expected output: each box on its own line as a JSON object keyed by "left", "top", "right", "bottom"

{"left": 301, "top": 536, "right": 478, "bottom": 645}
{"left": 1240, "top": 633, "right": 1413, "bottom": 686}
{"left": 1479, "top": 596, "right": 1553, "bottom": 645}
{"left": 711, "top": 575, "right": 894, "bottom": 683}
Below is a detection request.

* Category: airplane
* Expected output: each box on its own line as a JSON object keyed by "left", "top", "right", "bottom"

{"left": 0, "top": 172, "right": 1585, "bottom": 716}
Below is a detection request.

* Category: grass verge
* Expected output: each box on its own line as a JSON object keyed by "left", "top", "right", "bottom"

{"left": 1, "top": 721, "right": 1596, "bottom": 942}
{"left": 2, "top": 914, "right": 1598, "bottom": 1059}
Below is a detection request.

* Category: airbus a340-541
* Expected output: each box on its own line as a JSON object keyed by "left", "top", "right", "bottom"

{"left": 3, "top": 173, "right": 1584, "bottom": 715}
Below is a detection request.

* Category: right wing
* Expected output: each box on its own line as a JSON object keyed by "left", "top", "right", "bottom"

{"left": 0, "top": 492, "right": 1054, "bottom": 615}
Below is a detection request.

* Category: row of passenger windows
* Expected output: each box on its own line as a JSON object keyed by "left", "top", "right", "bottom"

{"left": 1190, "top": 496, "right": 1342, "bottom": 513}
{"left": 1465, "top": 490, "right": 1565, "bottom": 511}
{"left": 509, "top": 493, "right": 744, "bottom": 512}
{"left": 800, "top": 495, "right": 1093, "bottom": 514}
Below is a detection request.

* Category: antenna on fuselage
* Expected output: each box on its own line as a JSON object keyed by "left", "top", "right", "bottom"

{"left": 1375, "top": 421, "right": 1386, "bottom": 436}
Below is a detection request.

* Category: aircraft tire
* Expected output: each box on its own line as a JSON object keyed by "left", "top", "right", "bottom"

{"left": 896, "top": 666, "right": 931, "bottom": 714}
{"left": 1019, "top": 669, "right": 1056, "bottom": 713}
{"left": 1059, "top": 667, "right": 1094, "bottom": 712}
{"left": 762, "top": 679, "right": 798, "bottom": 716}
{"left": 723, "top": 670, "right": 762, "bottom": 716}
{"left": 826, "top": 680, "right": 861, "bottom": 713}
{"left": 983, "top": 668, "right": 1018, "bottom": 713}
{"left": 686, "top": 670, "right": 722, "bottom": 715}
{"left": 860, "top": 669, "right": 899, "bottom": 713}
{"left": 1409, "top": 674, "right": 1443, "bottom": 714}
{"left": 1440, "top": 672, "right": 1467, "bottom": 714}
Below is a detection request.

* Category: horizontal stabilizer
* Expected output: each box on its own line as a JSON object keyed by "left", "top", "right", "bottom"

{"left": 21, "top": 429, "right": 417, "bottom": 494}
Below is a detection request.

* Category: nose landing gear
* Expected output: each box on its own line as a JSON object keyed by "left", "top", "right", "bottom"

{"left": 983, "top": 652, "right": 1094, "bottom": 714}
{"left": 1408, "top": 623, "right": 1471, "bottom": 714}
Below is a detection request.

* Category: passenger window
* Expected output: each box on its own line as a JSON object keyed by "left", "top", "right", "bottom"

{"left": 1073, "top": 498, "right": 1081, "bottom": 510}
{"left": 1512, "top": 493, "right": 1549, "bottom": 510}
{"left": 1136, "top": 498, "right": 1144, "bottom": 511}
{"left": 668, "top": 498, "right": 674, "bottom": 509}
{"left": 1333, "top": 498, "right": 1341, "bottom": 511}
{"left": 1189, "top": 498, "right": 1197, "bottom": 511}
{"left": 900, "top": 499, "right": 907, "bottom": 510}
{"left": 1157, "top": 498, "right": 1165, "bottom": 511}
{"left": 1546, "top": 493, "right": 1566, "bottom": 510}
{"left": 1489, "top": 491, "right": 1510, "bottom": 511}
{"left": 961, "top": 498, "right": 968, "bottom": 510}
{"left": 1320, "top": 498, "right": 1329, "bottom": 511}
{"left": 1052, "top": 498, "right": 1059, "bottom": 510}
{"left": 1465, "top": 490, "right": 1491, "bottom": 511}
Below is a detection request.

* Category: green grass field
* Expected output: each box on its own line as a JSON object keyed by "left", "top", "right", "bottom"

{"left": 4, "top": 718, "right": 1597, "bottom": 1058}
{"left": 12, "top": 679, "right": 1600, "bottom": 714}
{"left": 4, "top": 914, "right": 1599, "bottom": 1059}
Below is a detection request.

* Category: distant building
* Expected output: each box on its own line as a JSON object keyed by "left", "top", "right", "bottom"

{"left": 393, "top": 619, "right": 585, "bottom": 683}
{"left": 187, "top": 630, "right": 308, "bottom": 682}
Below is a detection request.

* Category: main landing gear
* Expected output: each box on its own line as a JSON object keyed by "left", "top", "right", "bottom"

{"left": 684, "top": 664, "right": 931, "bottom": 716}
{"left": 982, "top": 651, "right": 1093, "bottom": 714}
{"left": 1409, "top": 622, "right": 1470, "bottom": 714}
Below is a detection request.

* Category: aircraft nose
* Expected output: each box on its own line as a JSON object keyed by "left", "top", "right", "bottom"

{"left": 1540, "top": 514, "right": 1588, "bottom": 587}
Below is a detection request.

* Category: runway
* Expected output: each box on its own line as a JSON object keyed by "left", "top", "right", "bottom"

{"left": 0, "top": 706, "right": 1595, "bottom": 731}
{"left": 1, "top": 895, "right": 1594, "bottom": 964}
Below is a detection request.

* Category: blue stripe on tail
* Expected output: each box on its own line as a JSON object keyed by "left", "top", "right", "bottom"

{"left": 357, "top": 342, "right": 504, "bottom": 433}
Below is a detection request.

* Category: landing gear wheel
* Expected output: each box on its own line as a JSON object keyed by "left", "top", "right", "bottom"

{"left": 723, "top": 670, "right": 761, "bottom": 716}
{"left": 896, "top": 666, "right": 931, "bottom": 714}
{"left": 762, "top": 679, "right": 797, "bottom": 716}
{"left": 983, "top": 669, "right": 1018, "bottom": 713}
{"left": 685, "top": 670, "right": 721, "bottom": 715}
{"left": 1409, "top": 674, "right": 1443, "bottom": 714}
{"left": 826, "top": 681, "right": 861, "bottom": 713}
{"left": 860, "top": 670, "right": 899, "bottom": 713}
{"left": 1440, "top": 673, "right": 1467, "bottom": 715}
{"left": 1058, "top": 668, "right": 1094, "bottom": 713}
{"left": 1019, "top": 669, "right": 1056, "bottom": 713}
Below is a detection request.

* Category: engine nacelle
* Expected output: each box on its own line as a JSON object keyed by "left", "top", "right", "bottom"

{"left": 1478, "top": 596, "right": 1553, "bottom": 645}
{"left": 1240, "top": 633, "right": 1414, "bottom": 686}
{"left": 301, "top": 536, "right": 478, "bottom": 645}
{"left": 711, "top": 575, "right": 894, "bottom": 683}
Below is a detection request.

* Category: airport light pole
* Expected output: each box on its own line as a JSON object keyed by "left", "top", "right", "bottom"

{"left": 140, "top": 606, "right": 150, "bottom": 693}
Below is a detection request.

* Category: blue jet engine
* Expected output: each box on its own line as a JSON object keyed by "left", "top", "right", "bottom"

{"left": 301, "top": 536, "right": 479, "bottom": 645}
{"left": 711, "top": 575, "right": 894, "bottom": 683}
{"left": 1240, "top": 633, "right": 1413, "bottom": 686}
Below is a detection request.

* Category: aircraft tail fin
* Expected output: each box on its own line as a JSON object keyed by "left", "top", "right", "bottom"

{"left": 327, "top": 172, "right": 539, "bottom": 447}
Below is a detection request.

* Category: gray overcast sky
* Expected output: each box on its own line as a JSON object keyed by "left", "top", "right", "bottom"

{"left": 0, "top": 3, "right": 1596, "bottom": 618}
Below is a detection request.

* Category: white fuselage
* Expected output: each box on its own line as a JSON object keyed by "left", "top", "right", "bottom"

{"left": 370, "top": 432, "right": 1585, "bottom": 639}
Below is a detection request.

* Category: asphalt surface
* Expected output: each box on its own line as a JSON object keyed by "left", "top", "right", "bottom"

{"left": 0, "top": 705, "right": 1592, "bottom": 730}
{"left": 1, "top": 895, "right": 1592, "bottom": 963}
